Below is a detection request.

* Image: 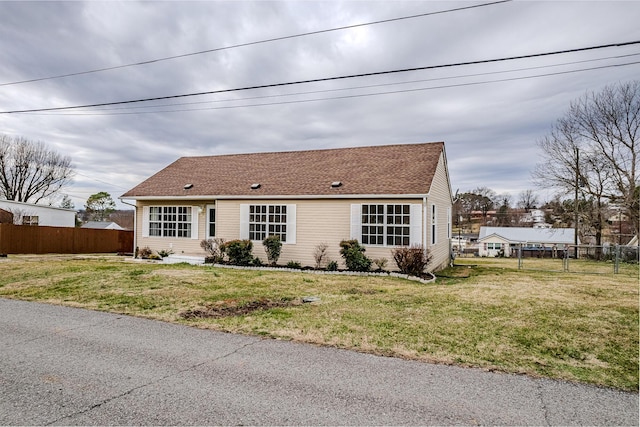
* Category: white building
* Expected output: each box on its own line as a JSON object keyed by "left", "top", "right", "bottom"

{"left": 81, "top": 221, "right": 125, "bottom": 230}
{"left": 0, "top": 200, "right": 76, "bottom": 227}
{"left": 477, "top": 226, "right": 577, "bottom": 257}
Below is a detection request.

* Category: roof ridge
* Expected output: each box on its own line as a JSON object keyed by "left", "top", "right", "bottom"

{"left": 177, "top": 141, "right": 444, "bottom": 161}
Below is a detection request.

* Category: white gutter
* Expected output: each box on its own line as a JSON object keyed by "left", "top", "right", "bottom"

{"left": 121, "top": 193, "right": 430, "bottom": 201}
{"left": 119, "top": 198, "right": 137, "bottom": 257}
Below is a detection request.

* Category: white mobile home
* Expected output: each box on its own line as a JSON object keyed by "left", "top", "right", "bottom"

{"left": 0, "top": 200, "right": 76, "bottom": 227}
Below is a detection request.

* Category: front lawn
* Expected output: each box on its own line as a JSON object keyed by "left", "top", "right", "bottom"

{"left": 0, "top": 255, "right": 637, "bottom": 391}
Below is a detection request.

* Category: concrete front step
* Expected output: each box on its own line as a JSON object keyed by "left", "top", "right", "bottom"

{"left": 163, "top": 254, "right": 206, "bottom": 265}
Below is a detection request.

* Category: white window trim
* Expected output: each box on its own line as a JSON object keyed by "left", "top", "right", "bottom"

{"left": 141, "top": 205, "right": 198, "bottom": 240}
{"left": 240, "top": 204, "right": 296, "bottom": 244}
{"left": 206, "top": 204, "right": 216, "bottom": 238}
{"left": 430, "top": 203, "right": 437, "bottom": 246}
{"left": 351, "top": 203, "right": 422, "bottom": 247}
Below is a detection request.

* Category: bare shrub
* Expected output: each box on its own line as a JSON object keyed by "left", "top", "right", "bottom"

{"left": 138, "top": 246, "right": 154, "bottom": 259}
{"left": 373, "top": 258, "right": 388, "bottom": 271}
{"left": 392, "top": 245, "right": 432, "bottom": 276}
{"left": 200, "top": 238, "right": 226, "bottom": 263}
{"left": 313, "top": 242, "right": 329, "bottom": 269}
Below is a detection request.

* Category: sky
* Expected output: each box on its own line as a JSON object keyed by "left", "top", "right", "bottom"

{"left": 1, "top": 0, "right": 639, "bottom": 210}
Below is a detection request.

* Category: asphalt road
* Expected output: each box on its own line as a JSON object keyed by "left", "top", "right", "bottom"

{"left": 1, "top": 298, "right": 637, "bottom": 426}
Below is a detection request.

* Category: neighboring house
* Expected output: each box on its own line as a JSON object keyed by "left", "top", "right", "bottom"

{"left": 0, "top": 209, "right": 13, "bottom": 224}
{"left": 0, "top": 200, "right": 76, "bottom": 227}
{"left": 478, "top": 226, "right": 577, "bottom": 257}
{"left": 121, "top": 142, "right": 454, "bottom": 271}
{"left": 81, "top": 221, "right": 125, "bottom": 230}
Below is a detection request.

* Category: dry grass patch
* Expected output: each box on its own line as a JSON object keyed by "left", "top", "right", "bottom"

{"left": 0, "top": 255, "right": 637, "bottom": 391}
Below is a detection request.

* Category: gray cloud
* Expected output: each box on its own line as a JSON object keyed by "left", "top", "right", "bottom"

{"left": 0, "top": 0, "right": 638, "bottom": 209}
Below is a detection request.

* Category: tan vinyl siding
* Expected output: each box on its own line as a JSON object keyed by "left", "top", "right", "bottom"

{"left": 218, "top": 199, "right": 423, "bottom": 269}
{"left": 135, "top": 200, "right": 209, "bottom": 256}
{"left": 132, "top": 149, "right": 452, "bottom": 271}
{"left": 426, "top": 151, "right": 454, "bottom": 270}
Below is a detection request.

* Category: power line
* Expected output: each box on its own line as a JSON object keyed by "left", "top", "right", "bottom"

{"left": 30, "top": 60, "right": 640, "bottom": 116}
{"left": 3, "top": 40, "right": 638, "bottom": 114}
{"left": 74, "top": 172, "right": 130, "bottom": 191}
{"left": 0, "top": 0, "right": 511, "bottom": 87}
{"left": 65, "top": 52, "right": 640, "bottom": 113}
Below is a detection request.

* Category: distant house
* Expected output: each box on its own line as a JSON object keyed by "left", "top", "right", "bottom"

{"left": 81, "top": 221, "right": 125, "bottom": 230}
{"left": 478, "top": 226, "right": 577, "bottom": 257}
{"left": 520, "top": 209, "right": 551, "bottom": 228}
{"left": 121, "top": 142, "right": 454, "bottom": 271}
{"left": 0, "top": 200, "right": 76, "bottom": 227}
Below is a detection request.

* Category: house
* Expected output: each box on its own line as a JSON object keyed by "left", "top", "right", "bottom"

{"left": 478, "top": 226, "right": 577, "bottom": 257}
{"left": 81, "top": 221, "right": 125, "bottom": 230}
{"left": 120, "top": 142, "right": 454, "bottom": 271}
{"left": 0, "top": 200, "right": 76, "bottom": 227}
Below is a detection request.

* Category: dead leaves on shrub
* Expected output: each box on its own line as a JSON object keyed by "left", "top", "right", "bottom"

{"left": 179, "top": 297, "right": 300, "bottom": 319}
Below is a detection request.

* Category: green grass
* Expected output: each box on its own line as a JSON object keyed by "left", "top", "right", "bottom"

{"left": 0, "top": 254, "right": 637, "bottom": 391}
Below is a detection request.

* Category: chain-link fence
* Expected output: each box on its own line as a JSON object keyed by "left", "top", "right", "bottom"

{"left": 457, "top": 243, "right": 639, "bottom": 275}
{"left": 513, "top": 244, "right": 639, "bottom": 275}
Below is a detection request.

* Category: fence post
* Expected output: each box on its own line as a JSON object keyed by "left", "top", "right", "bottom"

{"left": 517, "top": 243, "right": 522, "bottom": 270}
{"left": 614, "top": 244, "right": 620, "bottom": 274}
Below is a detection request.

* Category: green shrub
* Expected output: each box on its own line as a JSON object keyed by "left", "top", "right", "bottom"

{"left": 339, "top": 239, "right": 372, "bottom": 272}
{"left": 326, "top": 260, "right": 338, "bottom": 271}
{"left": 392, "top": 245, "right": 431, "bottom": 276}
{"left": 286, "top": 260, "right": 302, "bottom": 269}
{"left": 221, "top": 239, "right": 253, "bottom": 266}
{"left": 252, "top": 256, "right": 263, "bottom": 267}
{"left": 157, "top": 249, "right": 174, "bottom": 258}
{"left": 262, "top": 235, "right": 282, "bottom": 265}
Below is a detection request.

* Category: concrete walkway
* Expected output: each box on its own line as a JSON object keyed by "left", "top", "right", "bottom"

{"left": 1, "top": 298, "right": 637, "bottom": 426}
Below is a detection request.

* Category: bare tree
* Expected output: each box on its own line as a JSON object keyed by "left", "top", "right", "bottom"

{"left": 59, "top": 194, "right": 75, "bottom": 210}
{"left": 456, "top": 188, "right": 496, "bottom": 227}
{"left": 0, "top": 134, "right": 74, "bottom": 203}
{"left": 495, "top": 193, "right": 513, "bottom": 226}
{"left": 473, "top": 186, "right": 496, "bottom": 225}
{"left": 533, "top": 81, "right": 639, "bottom": 237}
{"left": 517, "top": 190, "right": 539, "bottom": 212}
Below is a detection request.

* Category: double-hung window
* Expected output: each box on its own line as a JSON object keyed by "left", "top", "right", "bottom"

{"left": 240, "top": 204, "right": 296, "bottom": 243}
{"left": 145, "top": 206, "right": 196, "bottom": 239}
{"left": 249, "top": 205, "right": 287, "bottom": 241}
{"left": 360, "top": 204, "right": 412, "bottom": 246}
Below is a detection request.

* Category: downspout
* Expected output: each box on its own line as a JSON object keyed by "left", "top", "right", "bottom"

{"left": 119, "top": 198, "right": 137, "bottom": 258}
{"left": 423, "top": 196, "right": 428, "bottom": 256}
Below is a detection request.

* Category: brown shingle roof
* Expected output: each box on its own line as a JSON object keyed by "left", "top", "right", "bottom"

{"left": 121, "top": 142, "right": 445, "bottom": 198}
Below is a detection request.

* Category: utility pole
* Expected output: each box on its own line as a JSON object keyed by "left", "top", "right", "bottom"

{"left": 574, "top": 147, "right": 579, "bottom": 259}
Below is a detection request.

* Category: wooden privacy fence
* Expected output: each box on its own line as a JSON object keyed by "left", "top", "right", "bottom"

{"left": 0, "top": 224, "right": 134, "bottom": 254}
